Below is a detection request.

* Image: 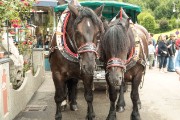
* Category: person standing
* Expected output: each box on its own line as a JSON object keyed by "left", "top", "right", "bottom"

{"left": 150, "top": 33, "right": 156, "bottom": 67}
{"left": 36, "top": 32, "right": 43, "bottom": 48}
{"left": 167, "top": 33, "right": 176, "bottom": 72}
{"left": 150, "top": 33, "right": 156, "bottom": 48}
{"left": 175, "top": 38, "right": 180, "bottom": 80}
{"left": 148, "top": 40, "right": 155, "bottom": 69}
{"left": 158, "top": 34, "right": 169, "bottom": 73}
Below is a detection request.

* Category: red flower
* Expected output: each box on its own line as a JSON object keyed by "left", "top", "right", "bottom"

{"left": 0, "top": 1, "right": 3, "bottom": 5}
{"left": 28, "top": 41, "right": 32, "bottom": 45}
{"left": 23, "top": 1, "right": 29, "bottom": 6}
{"left": 23, "top": 41, "right": 27, "bottom": 45}
{"left": 10, "top": 31, "right": 16, "bottom": 34}
{"left": 12, "top": 23, "right": 19, "bottom": 28}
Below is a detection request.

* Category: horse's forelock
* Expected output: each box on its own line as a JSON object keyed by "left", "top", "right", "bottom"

{"left": 102, "top": 22, "right": 130, "bottom": 58}
{"left": 73, "top": 7, "right": 103, "bottom": 34}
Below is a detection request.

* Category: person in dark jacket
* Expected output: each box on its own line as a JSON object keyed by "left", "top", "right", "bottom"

{"left": 158, "top": 34, "right": 169, "bottom": 72}
{"left": 167, "top": 33, "right": 176, "bottom": 72}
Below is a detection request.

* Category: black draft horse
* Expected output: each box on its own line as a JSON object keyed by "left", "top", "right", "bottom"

{"left": 49, "top": 3, "right": 104, "bottom": 120}
{"left": 100, "top": 9, "right": 149, "bottom": 120}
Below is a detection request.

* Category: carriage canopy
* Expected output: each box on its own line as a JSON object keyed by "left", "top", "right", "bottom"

{"left": 54, "top": 1, "right": 141, "bottom": 23}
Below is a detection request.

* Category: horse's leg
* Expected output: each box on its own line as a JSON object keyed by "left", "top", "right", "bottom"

{"left": 82, "top": 76, "right": 95, "bottom": 120}
{"left": 106, "top": 84, "right": 117, "bottom": 120}
{"left": 137, "top": 94, "right": 142, "bottom": 109}
{"left": 130, "top": 74, "right": 142, "bottom": 120}
{"left": 67, "top": 78, "right": 78, "bottom": 111}
{"left": 116, "top": 81, "right": 126, "bottom": 112}
{"left": 52, "top": 73, "right": 66, "bottom": 120}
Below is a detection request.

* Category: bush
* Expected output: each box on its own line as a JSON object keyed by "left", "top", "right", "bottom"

{"left": 159, "top": 19, "right": 170, "bottom": 32}
{"left": 141, "top": 15, "right": 156, "bottom": 33}
{"left": 169, "top": 18, "right": 177, "bottom": 29}
{"left": 137, "top": 11, "right": 152, "bottom": 24}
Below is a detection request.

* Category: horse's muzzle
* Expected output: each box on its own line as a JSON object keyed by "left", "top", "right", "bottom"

{"left": 108, "top": 75, "right": 122, "bottom": 87}
{"left": 81, "top": 65, "right": 95, "bottom": 75}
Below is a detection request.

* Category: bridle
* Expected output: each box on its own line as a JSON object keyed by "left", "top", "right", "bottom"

{"left": 70, "top": 8, "right": 102, "bottom": 59}
{"left": 106, "top": 47, "right": 134, "bottom": 72}
{"left": 106, "top": 58, "right": 126, "bottom": 71}
{"left": 78, "top": 42, "right": 99, "bottom": 58}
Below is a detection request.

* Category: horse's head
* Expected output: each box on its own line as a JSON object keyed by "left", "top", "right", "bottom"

{"left": 101, "top": 16, "right": 131, "bottom": 86}
{"left": 68, "top": 4, "right": 104, "bottom": 75}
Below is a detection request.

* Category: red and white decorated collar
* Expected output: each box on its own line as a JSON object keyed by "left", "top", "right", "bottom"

{"left": 56, "top": 10, "right": 78, "bottom": 58}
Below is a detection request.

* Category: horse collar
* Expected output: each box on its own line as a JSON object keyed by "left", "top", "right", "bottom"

{"left": 56, "top": 10, "right": 79, "bottom": 62}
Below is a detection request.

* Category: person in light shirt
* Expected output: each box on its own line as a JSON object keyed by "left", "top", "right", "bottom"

{"left": 148, "top": 40, "right": 155, "bottom": 69}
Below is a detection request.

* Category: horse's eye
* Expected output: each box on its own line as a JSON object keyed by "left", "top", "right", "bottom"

{"left": 96, "top": 33, "right": 100, "bottom": 39}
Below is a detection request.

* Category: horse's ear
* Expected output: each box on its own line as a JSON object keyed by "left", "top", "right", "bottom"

{"left": 68, "top": 3, "right": 79, "bottom": 16}
{"left": 122, "top": 8, "right": 129, "bottom": 19}
{"left": 125, "top": 18, "right": 131, "bottom": 30}
{"left": 94, "top": 5, "right": 104, "bottom": 17}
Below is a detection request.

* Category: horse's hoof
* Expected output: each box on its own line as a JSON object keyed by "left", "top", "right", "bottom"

{"left": 131, "top": 113, "right": 141, "bottom": 120}
{"left": 86, "top": 116, "right": 95, "bottom": 120}
{"left": 86, "top": 114, "right": 95, "bottom": 120}
{"left": 116, "top": 106, "right": 125, "bottom": 113}
{"left": 55, "top": 114, "right": 62, "bottom": 120}
{"left": 60, "top": 105, "right": 67, "bottom": 112}
{"left": 70, "top": 104, "right": 78, "bottom": 111}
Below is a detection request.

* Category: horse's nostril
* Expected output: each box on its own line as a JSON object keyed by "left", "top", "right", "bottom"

{"left": 83, "top": 65, "right": 86, "bottom": 69}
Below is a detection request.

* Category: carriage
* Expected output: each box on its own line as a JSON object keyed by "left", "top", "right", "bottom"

{"left": 51, "top": 1, "right": 148, "bottom": 120}
{"left": 54, "top": 1, "right": 142, "bottom": 83}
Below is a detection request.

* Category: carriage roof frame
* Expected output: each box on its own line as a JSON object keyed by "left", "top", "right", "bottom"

{"left": 54, "top": 1, "right": 141, "bottom": 23}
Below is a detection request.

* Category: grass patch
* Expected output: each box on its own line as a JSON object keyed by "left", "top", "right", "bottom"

{"left": 154, "top": 29, "right": 180, "bottom": 41}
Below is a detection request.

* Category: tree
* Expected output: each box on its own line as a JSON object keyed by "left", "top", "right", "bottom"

{"left": 146, "top": 0, "right": 160, "bottom": 11}
{"left": 154, "top": 2, "right": 174, "bottom": 20}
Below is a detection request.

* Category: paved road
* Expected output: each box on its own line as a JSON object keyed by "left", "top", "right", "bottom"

{"left": 14, "top": 67, "right": 180, "bottom": 120}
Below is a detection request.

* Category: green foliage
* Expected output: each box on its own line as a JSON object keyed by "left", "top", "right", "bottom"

{"left": 145, "top": 0, "right": 160, "bottom": 11}
{"left": 159, "top": 19, "right": 171, "bottom": 32}
{"left": 0, "top": 0, "right": 34, "bottom": 25}
{"left": 137, "top": 11, "right": 152, "bottom": 24}
{"left": 169, "top": 18, "right": 177, "bottom": 29}
{"left": 154, "top": 2, "right": 174, "bottom": 20}
{"left": 141, "top": 15, "right": 156, "bottom": 33}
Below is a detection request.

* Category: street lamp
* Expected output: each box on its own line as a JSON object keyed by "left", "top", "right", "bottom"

{"left": 173, "top": 1, "right": 179, "bottom": 36}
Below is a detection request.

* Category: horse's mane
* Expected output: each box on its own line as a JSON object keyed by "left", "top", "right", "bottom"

{"left": 101, "top": 20, "right": 130, "bottom": 58}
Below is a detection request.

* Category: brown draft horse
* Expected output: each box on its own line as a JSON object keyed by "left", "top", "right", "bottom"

{"left": 49, "top": 3, "right": 104, "bottom": 120}
{"left": 100, "top": 9, "right": 149, "bottom": 120}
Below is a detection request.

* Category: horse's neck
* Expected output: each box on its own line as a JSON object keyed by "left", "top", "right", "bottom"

{"left": 66, "top": 14, "right": 76, "bottom": 53}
